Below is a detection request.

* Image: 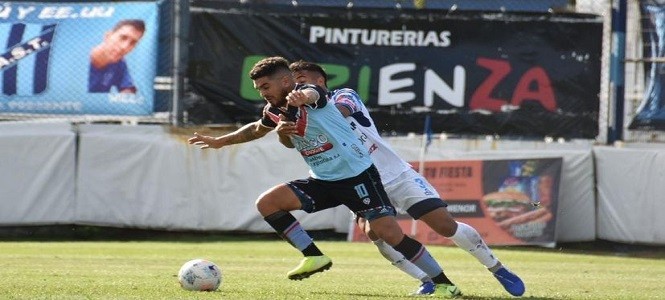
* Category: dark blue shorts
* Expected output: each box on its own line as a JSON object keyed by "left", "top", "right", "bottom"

{"left": 286, "top": 165, "right": 396, "bottom": 221}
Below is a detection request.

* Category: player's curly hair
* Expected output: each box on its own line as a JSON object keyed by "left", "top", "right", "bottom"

{"left": 249, "top": 56, "right": 290, "bottom": 80}
{"left": 289, "top": 60, "right": 328, "bottom": 87}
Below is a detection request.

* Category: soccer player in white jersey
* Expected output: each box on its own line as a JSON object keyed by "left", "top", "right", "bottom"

{"left": 189, "top": 56, "right": 462, "bottom": 297}
{"left": 286, "top": 60, "right": 525, "bottom": 297}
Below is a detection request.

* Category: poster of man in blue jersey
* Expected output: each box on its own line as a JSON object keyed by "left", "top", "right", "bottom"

{"left": 0, "top": 2, "right": 158, "bottom": 115}
{"left": 88, "top": 19, "right": 145, "bottom": 94}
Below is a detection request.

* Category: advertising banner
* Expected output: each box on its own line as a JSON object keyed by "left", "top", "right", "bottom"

{"left": 630, "top": 0, "right": 665, "bottom": 130}
{"left": 0, "top": 2, "right": 158, "bottom": 115}
{"left": 348, "top": 158, "right": 562, "bottom": 247}
{"left": 188, "top": 4, "right": 602, "bottom": 138}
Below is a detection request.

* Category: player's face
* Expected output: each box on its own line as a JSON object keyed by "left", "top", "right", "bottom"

{"left": 103, "top": 25, "right": 144, "bottom": 63}
{"left": 253, "top": 75, "right": 290, "bottom": 107}
{"left": 293, "top": 70, "right": 325, "bottom": 86}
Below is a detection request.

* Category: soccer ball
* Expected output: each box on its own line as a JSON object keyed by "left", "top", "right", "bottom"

{"left": 177, "top": 259, "right": 222, "bottom": 291}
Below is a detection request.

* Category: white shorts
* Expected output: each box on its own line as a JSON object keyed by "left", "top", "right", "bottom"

{"left": 382, "top": 168, "right": 447, "bottom": 218}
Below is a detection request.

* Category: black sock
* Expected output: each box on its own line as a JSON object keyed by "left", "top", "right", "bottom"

{"left": 264, "top": 211, "right": 296, "bottom": 232}
{"left": 264, "top": 211, "right": 323, "bottom": 257}
{"left": 431, "top": 273, "right": 453, "bottom": 285}
{"left": 302, "top": 243, "right": 323, "bottom": 256}
{"left": 392, "top": 235, "right": 421, "bottom": 259}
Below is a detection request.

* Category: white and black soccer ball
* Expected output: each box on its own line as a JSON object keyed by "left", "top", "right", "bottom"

{"left": 177, "top": 259, "right": 222, "bottom": 291}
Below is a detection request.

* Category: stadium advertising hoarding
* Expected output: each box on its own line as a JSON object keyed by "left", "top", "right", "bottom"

{"left": 188, "top": 4, "right": 603, "bottom": 138}
{"left": 0, "top": 2, "right": 158, "bottom": 115}
{"left": 348, "top": 158, "right": 562, "bottom": 247}
{"left": 630, "top": 0, "right": 665, "bottom": 130}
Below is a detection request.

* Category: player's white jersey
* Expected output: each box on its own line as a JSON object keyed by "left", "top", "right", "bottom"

{"left": 329, "top": 88, "right": 413, "bottom": 183}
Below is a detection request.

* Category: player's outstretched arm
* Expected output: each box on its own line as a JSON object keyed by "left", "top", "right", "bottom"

{"left": 188, "top": 120, "right": 272, "bottom": 149}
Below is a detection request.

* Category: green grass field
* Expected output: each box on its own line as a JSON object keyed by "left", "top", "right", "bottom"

{"left": 0, "top": 237, "right": 663, "bottom": 299}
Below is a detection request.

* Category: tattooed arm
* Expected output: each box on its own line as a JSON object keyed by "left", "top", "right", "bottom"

{"left": 188, "top": 120, "right": 272, "bottom": 149}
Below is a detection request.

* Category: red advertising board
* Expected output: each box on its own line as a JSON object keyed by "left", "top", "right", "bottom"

{"left": 349, "top": 158, "right": 562, "bottom": 247}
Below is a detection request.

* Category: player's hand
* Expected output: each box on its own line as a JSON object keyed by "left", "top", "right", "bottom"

{"left": 286, "top": 90, "right": 308, "bottom": 107}
{"left": 188, "top": 132, "right": 221, "bottom": 149}
{"left": 276, "top": 114, "right": 297, "bottom": 136}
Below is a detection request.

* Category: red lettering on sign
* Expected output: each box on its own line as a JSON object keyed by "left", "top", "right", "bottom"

{"left": 512, "top": 67, "right": 555, "bottom": 112}
{"left": 470, "top": 57, "right": 557, "bottom": 112}
{"left": 470, "top": 58, "right": 510, "bottom": 111}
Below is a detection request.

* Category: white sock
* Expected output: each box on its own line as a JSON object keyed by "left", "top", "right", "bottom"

{"left": 449, "top": 222, "right": 500, "bottom": 269}
{"left": 373, "top": 239, "right": 430, "bottom": 282}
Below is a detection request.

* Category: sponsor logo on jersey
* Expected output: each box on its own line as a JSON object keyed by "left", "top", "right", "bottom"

{"left": 295, "top": 132, "right": 335, "bottom": 157}
{"left": 300, "top": 143, "right": 333, "bottom": 157}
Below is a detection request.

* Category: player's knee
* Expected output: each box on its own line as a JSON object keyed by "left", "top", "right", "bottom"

{"left": 432, "top": 219, "right": 457, "bottom": 237}
{"left": 422, "top": 208, "right": 458, "bottom": 237}
{"left": 256, "top": 185, "right": 302, "bottom": 215}
{"left": 366, "top": 229, "right": 379, "bottom": 241}
{"left": 370, "top": 219, "right": 404, "bottom": 245}
{"left": 378, "top": 230, "right": 404, "bottom": 246}
{"left": 255, "top": 192, "right": 279, "bottom": 216}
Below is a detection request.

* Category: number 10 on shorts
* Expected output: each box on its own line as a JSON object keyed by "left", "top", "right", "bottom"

{"left": 354, "top": 184, "right": 369, "bottom": 198}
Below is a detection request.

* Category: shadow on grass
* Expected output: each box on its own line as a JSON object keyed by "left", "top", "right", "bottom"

{"left": 458, "top": 296, "right": 556, "bottom": 300}
{"left": 0, "top": 225, "right": 341, "bottom": 242}
{"left": 312, "top": 291, "right": 558, "bottom": 300}
{"left": 486, "top": 240, "right": 665, "bottom": 259}
{"left": 1, "top": 225, "right": 663, "bottom": 259}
